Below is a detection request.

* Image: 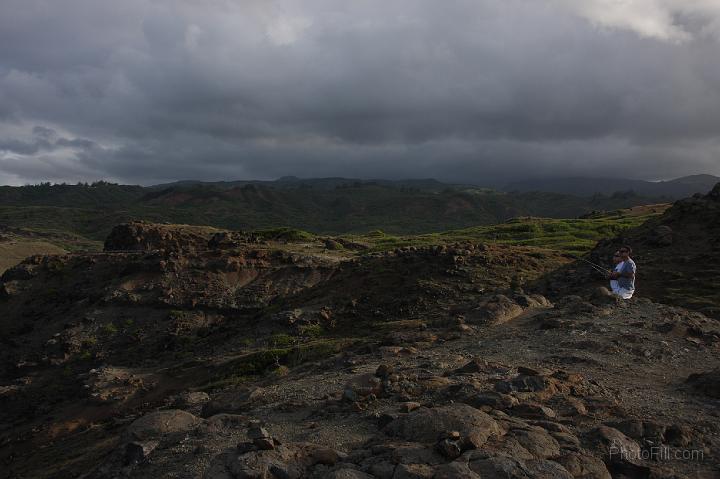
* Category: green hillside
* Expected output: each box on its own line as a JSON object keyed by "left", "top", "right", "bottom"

{"left": 345, "top": 204, "right": 668, "bottom": 255}
{"left": 0, "top": 181, "right": 669, "bottom": 243}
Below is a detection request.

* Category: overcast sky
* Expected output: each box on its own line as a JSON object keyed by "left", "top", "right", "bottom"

{"left": 1, "top": 0, "right": 719, "bottom": 186}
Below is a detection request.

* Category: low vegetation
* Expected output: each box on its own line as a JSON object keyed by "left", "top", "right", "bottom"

{"left": 0, "top": 202, "right": 668, "bottom": 275}
{"left": 344, "top": 205, "right": 668, "bottom": 255}
{"left": 0, "top": 240, "right": 68, "bottom": 273}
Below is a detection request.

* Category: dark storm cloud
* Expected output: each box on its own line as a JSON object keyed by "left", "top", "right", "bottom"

{"left": 0, "top": 126, "right": 97, "bottom": 156}
{"left": 0, "top": 0, "right": 719, "bottom": 185}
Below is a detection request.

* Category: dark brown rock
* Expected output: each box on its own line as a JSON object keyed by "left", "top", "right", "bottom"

{"left": 125, "top": 410, "right": 202, "bottom": 441}
{"left": 509, "top": 428, "right": 561, "bottom": 459}
{"left": 510, "top": 403, "right": 556, "bottom": 420}
{"left": 494, "top": 374, "right": 548, "bottom": 393}
{"left": 124, "top": 440, "right": 159, "bottom": 465}
{"left": 323, "top": 469, "right": 375, "bottom": 479}
{"left": 587, "top": 425, "right": 642, "bottom": 466}
{"left": 686, "top": 369, "right": 720, "bottom": 398}
{"left": 470, "top": 295, "right": 524, "bottom": 325}
{"left": 104, "top": 221, "right": 212, "bottom": 252}
{"left": 554, "top": 453, "right": 611, "bottom": 479}
{"left": 383, "top": 404, "right": 500, "bottom": 448}
{"left": 469, "top": 455, "right": 573, "bottom": 479}
{"left": 392, "top": 463, "right": 434, "bottom": 479}
{"left": 433, "top": 461, "right": 482, "bottom": 478}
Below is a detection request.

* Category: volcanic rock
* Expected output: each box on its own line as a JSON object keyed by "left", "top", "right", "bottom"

{"left": 686, "top": 369, "right": 720, "bottom": 398}
{"left": 383, "top": 403, "right": 500, "bottom": 448}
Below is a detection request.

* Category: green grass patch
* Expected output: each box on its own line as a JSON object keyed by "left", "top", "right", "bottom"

{"left": 269, "top": 333, "right": 296, "bottom": 348}
{"left": 101, "top": 323, "right": 118, "bottom": 335}
{"left": 298, "top": 324, "right": 324, "bottom": 338}
{"left": 254, "top": 227, "right": 316, "bottom": 242}
{"left": 343, "top": 210, "right": 662, "bottom": 255}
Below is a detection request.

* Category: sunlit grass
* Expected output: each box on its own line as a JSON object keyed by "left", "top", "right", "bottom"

{"left": 342, "top": 210, "right": 663, "bottom": 255}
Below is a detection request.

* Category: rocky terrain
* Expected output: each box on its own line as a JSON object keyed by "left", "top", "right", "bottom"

{"left": 1, "top": 188, "right": 719, "bottom": 478}
{"left": 542, "top": 183, "right": 720, "bottom": 320}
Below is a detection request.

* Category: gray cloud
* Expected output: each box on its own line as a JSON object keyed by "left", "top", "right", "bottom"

{"left": 0, "top": 0, "right": 719, "bottom": 186}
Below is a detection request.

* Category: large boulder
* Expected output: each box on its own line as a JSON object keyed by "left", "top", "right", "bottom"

{"left": 125, "top": 409, "right": 202, "bottom": 441}
{"left": 555, "top": 453, "right": 611, "bottom": 479}
{"left": 586, "top": 426, "right": 641, "bottom": 467}
{"left": 343, "top": 373, "right": 383, "bottom": 401}
{"left": 470, "top": 295, "right": 525, "bottom": 325}
{"left": 507, "top": 428, "right": 561, "bottom": 459}
{"left": 205, "top": 443, "right": 345, "bottom": 479}
{"left": 383, "top": 403, "right": 500, "bottom": 448}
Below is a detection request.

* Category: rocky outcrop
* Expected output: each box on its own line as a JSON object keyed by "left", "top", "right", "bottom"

{"left": 383, "top": 403, "right": 500, "bottom": 448}
{"left": 104, "top": 221, "right": 215, "bottom": 252}
{"left": 468, "top": 293, "right": 551, "bottom": 325}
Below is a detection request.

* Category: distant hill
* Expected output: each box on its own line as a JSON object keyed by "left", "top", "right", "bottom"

{"left": 0, "top": 177, "right": 681, "bottom": 245}
{"left": 150, "top": 176, "right": 463, "bottom": 192}
{"left": 0, "top": 181, "right": 145, "bottom": 208}
{"left": 503, "top": 174, "right": 719, "bottom": 198}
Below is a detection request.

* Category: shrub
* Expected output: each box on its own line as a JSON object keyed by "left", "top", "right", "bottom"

{"left": 255, "top": 227, "right": 315, "bottom": 241}
{"left": 102, "top": 323, "right": 118, "bottom": 335}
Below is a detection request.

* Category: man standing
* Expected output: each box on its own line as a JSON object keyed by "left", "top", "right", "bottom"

{"left": 609, "top": 245, "right": 636, "bottom": 299}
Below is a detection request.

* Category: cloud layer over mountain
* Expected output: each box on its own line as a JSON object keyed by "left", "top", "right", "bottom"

{"left": 1, "top": 0, "right": 719, "bottom": 185}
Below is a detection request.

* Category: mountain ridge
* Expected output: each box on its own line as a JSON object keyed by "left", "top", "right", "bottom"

{"left": 0, "top": 176, "right": 705, "bottom": 241}
{"left": 503, "top": 174, "right": 719, "bottom": 198}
